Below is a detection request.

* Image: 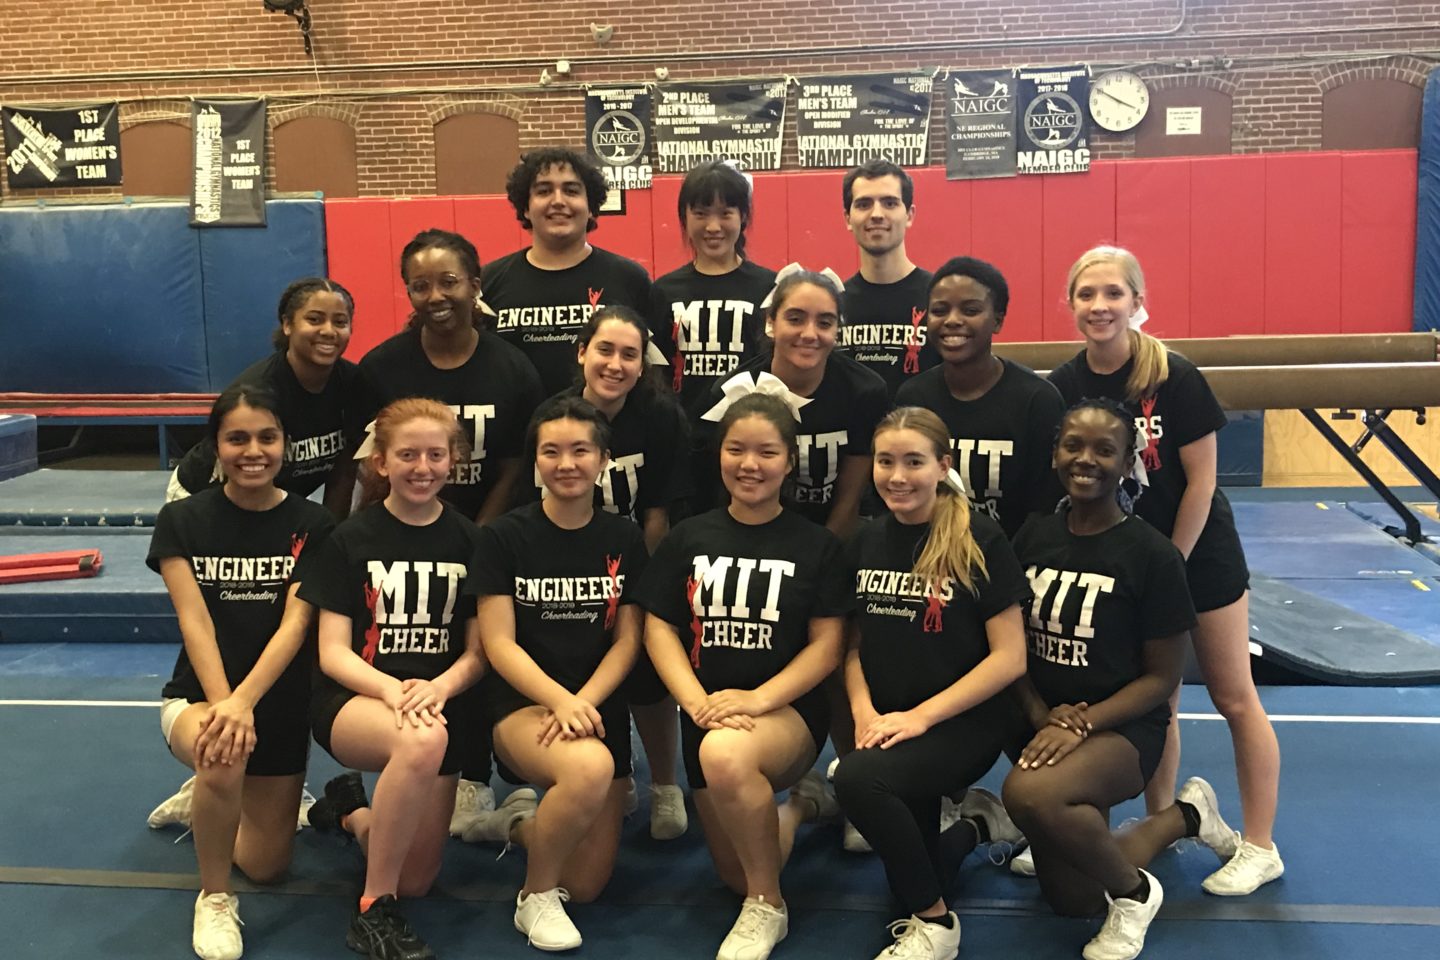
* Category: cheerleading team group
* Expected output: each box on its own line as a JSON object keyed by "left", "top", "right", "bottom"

{"left": 146, "top": 149, "right": 1284, "bottom": 960}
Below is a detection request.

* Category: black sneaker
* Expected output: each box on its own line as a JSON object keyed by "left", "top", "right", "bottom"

{"left": 309, "top": 771, "right": 369, "bottom": 833}
{"left": 346, "top": 895, "right": 434, "bottom": 960}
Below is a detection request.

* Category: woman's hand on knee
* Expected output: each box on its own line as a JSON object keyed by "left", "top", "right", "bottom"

{"left": 856, "top": 710, "right": 928, "bottom": 750}
{"left": 1045, "top": 702, "right": 1091, "bottom": 737}
{"left": 194, "top": 698, "right": 256, "bottom": 768}
{"left": 550, "top": 695, "right": 604, "bottom": 741}
{"left": 1018, "top": 724, "right": 1084, "bottom": 770}
{"left": 396, "top": 679, "right": 448, "bottom": 728}
{"left": 693, "top": 688, "right": 765, "bottom": 727}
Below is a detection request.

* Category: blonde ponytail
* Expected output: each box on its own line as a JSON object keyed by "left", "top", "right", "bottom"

{"left": 1126, "top": 328, "right": 1170, "bottom": 402}
{"left": 874, "top": 407, "right": 989, "bottom": 598}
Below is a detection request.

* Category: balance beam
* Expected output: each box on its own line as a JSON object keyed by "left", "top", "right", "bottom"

{"left": 996, "top": 332, "right": 1439, "bottom": 372}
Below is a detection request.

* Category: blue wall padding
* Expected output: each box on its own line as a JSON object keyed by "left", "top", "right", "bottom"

{"left": 1414, "top": 67, "right": 1440, "bottom": 331}
{"left": 0, "top": 203, "right": 206, "bottom": 392}
{"left": 198, "top": 199, "right": 326, "bottom": 387}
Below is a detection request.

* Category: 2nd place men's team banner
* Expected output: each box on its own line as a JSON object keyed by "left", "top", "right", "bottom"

{"left": 1015, "top": 65, "right": 1091, "bottom": 174}
{"left": 795, "top": 73, "right": 932, "bottom": 168}
{"left": 653, "top": 80, "right": 786, "bottom": 173}
{"left": 191, "top": 98, "right": 266, "bottom": 227}
{"left": 944, "top": 71, "right": 1017, "bottom": 180}
{"left": 2, "top": 102, "right": 121, "bottom": 188}
{"left": 586, "top": 86, "right": 653, "bottom": 212}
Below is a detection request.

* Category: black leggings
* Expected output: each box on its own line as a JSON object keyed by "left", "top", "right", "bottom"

{"left": 833, "top": 708, "right": 1011, "bottom": 914}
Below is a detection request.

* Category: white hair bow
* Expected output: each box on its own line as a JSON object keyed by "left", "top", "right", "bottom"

{"left": 701, "top": 371, "right": 812, "bottom": 423}
{"left": 941, "top": 467, "right": 968, "bottom": 497}
{"left": 353, "top": 420, "right": 377, "bottom": 460}
{"left": 644, "top": 341, "right": 669, "bottom": 366}
{"left": 760, "top": 262, "right": 846, "bottom": 309}
{"left": 720, "top": 158, "right": 754, "bottom": 195}
{"left": 473, "top": 293, "right": 498, "bottom": 318}
{"left": 1129, "top": 304, "right": 1149, "bottom": 330}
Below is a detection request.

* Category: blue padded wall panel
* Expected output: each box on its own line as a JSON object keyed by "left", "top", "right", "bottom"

{"left": 198, "top": 199, "right": 327, "bottom": 388}
{"left": 0, "top": 203, "right": 206, "bottom": 392}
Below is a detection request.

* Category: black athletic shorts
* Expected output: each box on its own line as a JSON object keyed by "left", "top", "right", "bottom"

{"left": 622, "top": 650, "right": 671, "bottom": 707}
{"left": 680, "top": 688, "right": 829, "bottom": 791}
{"left": 484, "top": 674, "right": 633, "bottom": 781}
{"left": 1184, "top": 513, "right": 1250, "bottom": 614}
{"left": 163, "top": 695, "right": 310, "bottom": 777}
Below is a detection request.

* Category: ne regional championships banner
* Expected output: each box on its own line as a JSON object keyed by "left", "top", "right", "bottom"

{"left": 2, "top": 102, "right": 121, "bottom": 188}
{"left": 190, "top": 98, "right": 267, "bottom": 227}
{"left": 795, "top": 73, "right": 932, "bottom": 168}
{"left": 1015, "top": 65, "right": 1091, "bottom": 174}
{"left": 652, "top": 80, "right": 786, "bottom": 173}
{"left": 944, "top": 71, "right": 1017, "bottom": 180}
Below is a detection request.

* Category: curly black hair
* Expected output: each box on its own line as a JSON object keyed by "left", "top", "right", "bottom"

{"left": 504, "top": 147, "right": 608, "bottom": 233}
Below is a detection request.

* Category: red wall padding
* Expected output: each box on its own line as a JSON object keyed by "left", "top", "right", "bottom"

{"left": 326, "top": 149, "right": 1416, "bottom": 346}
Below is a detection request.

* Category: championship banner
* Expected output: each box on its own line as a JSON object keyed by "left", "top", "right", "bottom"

{"left": 944, "top": 71, "right": 1017, "bottom": 180}
{"left": 1015, "top": 65, "right": 1091, "bottom": 174}
{"left": 2, "top": 102, "right": 121, "bottom": 188}
{"left": 653, "top": 80, "right": 786, "bottom": 173}
{"left": 190, "top": 98, "right": 266, "bottom": 227}
{"left": 795, "top": 73, "right": 932, "bottom": 168}
{"left": 586, "top": 86, "right": 653, "bottom": 214}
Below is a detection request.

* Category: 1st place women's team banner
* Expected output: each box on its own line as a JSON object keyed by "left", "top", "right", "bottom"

{"left": 190, "top": 98, "right": 266, "bottom": 227}
{"left": 652, "top": 80, "right": 786, "bottom": 173}
{"left": 795, "top": 73, "right": 932, "bottom": 168}
{"left": 2, "top": 102, "right": 121, "bottom": 188}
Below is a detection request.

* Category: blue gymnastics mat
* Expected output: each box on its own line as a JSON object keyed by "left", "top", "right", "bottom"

{"left": 1233, "top": 502, "right": 1440, "bottom": 683}
{"left": 0, "top": 469, "right": 168, "bottom": 527}
{"left": 0, "top": 529, "right": 175, "bottom": 643}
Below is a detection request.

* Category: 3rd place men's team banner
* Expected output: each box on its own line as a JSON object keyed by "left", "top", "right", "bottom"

{"left": 652, "top": 80, "right": 786, "bottom": 173}
{"left": 2, "top": 102, "right": 121, "bottom": 188}
{"left": 795, "top": 73, "right": 932, "bottom": 168}
{"left": 586, "top": 86, "right": 654, "bottom": 205}
{"left": 190, "top": 98, "right": 266, "bottom": 227}
{"left": 944, "top": 71, "right": 1017, "bottom": 180}
{"left": 1015, "top": 65, "right": 1091, "bottom": 175}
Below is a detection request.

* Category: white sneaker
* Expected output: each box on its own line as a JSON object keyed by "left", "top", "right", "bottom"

{"left": 449, "top": 778, "right": 496, "bottom": 837}
{"left": 650, "top": 784, "right": 688, "bottom": 840}
{"left": 1009, "top": 845, "right": 1035, "bottom": 876}
{"left": 192, "top": 891, "right": 243, "bottom": 960}
{"left": 1176, "top": 777, "right": 1240, "bottom": 862}
{"left": 1202, "top": 839, "right": 1284, "bottom": 896}
{"left": 296, "top": 785, "right": 316, "bottom": 833}
{"left": 514, "top": 887, "right": 582, "bottom": 951}
{"left": 717, "top": 896, "right": 788, "bottom": 960}
{"left": 843, "top": 819, "right": 873, "bottom": 853}
{"left": 876, "top": 914, "right": 961, "bottom": 960}
{"left": 938, "top": 795, "right": 964, "bottom": 834}
{"left": 1082, "top": 870, "right": 1163, "bottom": 960}
{"left": 790, "top": 770, "right": 840, "bottom": 822}
{"left": 959, "top": 787, "right": 1024, "bottom": 845}
{"left": 624, "top": 776, "right": 640, "bottom": 817}
{"left": 461, "top": 788, "right": 538, "bottom": 844}
{"left": 149, "top": 776, "right": 196, "bottom": 830}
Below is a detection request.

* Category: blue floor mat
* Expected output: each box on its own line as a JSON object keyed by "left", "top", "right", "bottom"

{"left": 1233, "top": 502, "right": 1440, "bottom": 580}
{"left": 0, "top": 468, "right": 168, "bottom": 526}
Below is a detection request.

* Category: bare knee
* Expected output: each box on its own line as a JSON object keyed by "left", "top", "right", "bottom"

{"left": 238, "top": 859, "right": 288, "bottom": 886}
{"left": 390, "top": 725, "right": 449, "bottom": 773}
{"left": 195, "top": 760, "right": 246, "bottom": 794}
{"left": 697, "top": 734, "right": 754, "bottom": 794}
{"left": 1210, "top": 684, "right": 1265, "bottom": 723}
{"left": 555, "top": 746, "right": 615, "bottom": 798}
{"left": 1001, "top": 773, "right": 1050, "bottom": 832}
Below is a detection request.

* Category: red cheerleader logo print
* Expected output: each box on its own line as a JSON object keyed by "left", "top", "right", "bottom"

{"left": 588, "top": 286, "right": 604, "bottom": 308}
{"left": 361, "top": 583, "right": 382, "bottom": 664}
{"left": 1139, "top": 396, "right": 1162, "bottom": 472}
{"left": 923, "top": 588, "right": 946, "bottom": 633}
{"left": 685, "top": 576, "right": 704, "bottom": 667}
{"left": 671, "top": 319, "right": 685, "bottom": 392}
{"left": 603, "top": 554, "right": 623, "bottom": 629}
{"left": 286, "top": 533, "right": 307, "bottom": 582}
{"left": 903, "top": 306, "right": 926, "bottom": 374}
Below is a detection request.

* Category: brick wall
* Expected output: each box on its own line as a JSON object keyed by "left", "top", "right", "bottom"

{"left": 2, "top": 0, "right": 1437, "bottom": 198}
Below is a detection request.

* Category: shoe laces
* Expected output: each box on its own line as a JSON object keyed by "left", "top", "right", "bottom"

{"left": 524, "top": 888, "right": 572, "bottom": 934}
{"left": 1221, "top": 840, "right": 1266, "bottom": 872}
{"left": 985, "top": 839, "right": 1015, "bottom": 867}
{"left": 731, "top": 899, "right": 777, "bottom": 941}
{"left": 884, "top": 917, "right": 934, "bottom": 956}
{"left": 199, "top": 894, "right": 243, "bottom": 934}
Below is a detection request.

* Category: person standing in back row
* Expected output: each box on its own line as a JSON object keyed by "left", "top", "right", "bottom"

{"left": 485, "top": 148, "right": 653, "bottom": 395}
{"left": 839, "top": 160, "right": 936, "bottom": 401}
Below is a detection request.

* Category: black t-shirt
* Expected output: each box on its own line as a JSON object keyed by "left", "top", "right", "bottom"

{"left": 840, "top": 268, "right": 938, "bottom": 399}
{"left": 649, "top": 261, "right": 777, "bottom": 416}
{"left": 1012, "top": 512, "right": 1195, "bottom": 726}
{"left": 1047, "top": 351, "right": 1242, "bottom": 558}
{"left": 148, "top": 488, "right": 334, "bottom": 704}
{"left": 895, "top": 360, "right": 1066, "bottom": 538}
{"left": 464, "top": 501, "right": 648, "bottom": 694}
{"left": 298, "top": 502, "right": 483, "bottom": 684}
{"left": 847, "top": 513, "right": 1029, "bottom": 714}
{"left": 483, "top": 246, "right": 653, "bottom": 395}
{"left": 356, "top": 328, "right": 543, "bottom": 520}
{"left": 174, "top": 351, "right": 363, "bottom": 497}
{"left": 635, "top": 508, "right": 852, "bottom": 694}
{"left": 522, "top": 385, "right": 691, "bottom": 520}
{"left": 700, "top": 352, "right": 889, "bottom": 527}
